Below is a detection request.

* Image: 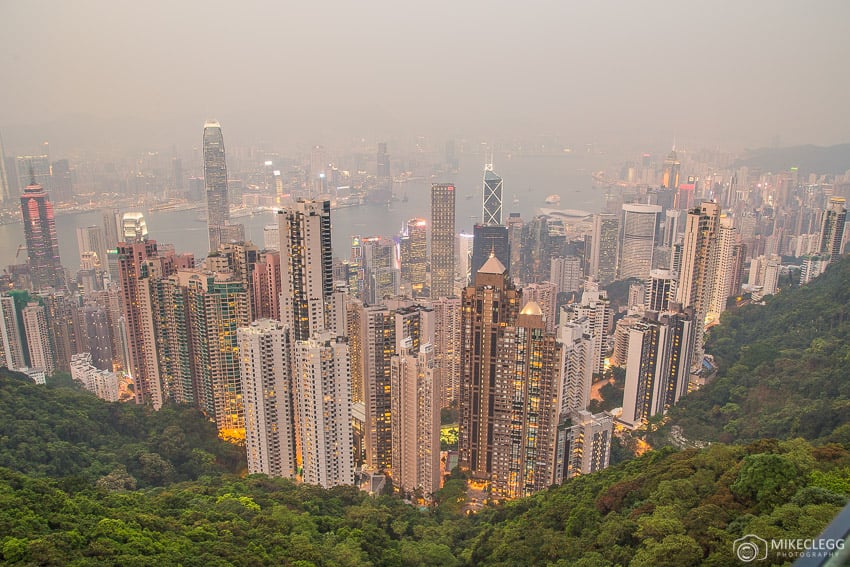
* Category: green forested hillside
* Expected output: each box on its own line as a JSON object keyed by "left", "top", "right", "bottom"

{"left": 0, "top": 369, "right": 246, "bottom": 488}
{"left": 666, "top": 255, "right": 850, "bottom": 445}
{"left": 1, "top": 439, "right": 848, "bottom": 565}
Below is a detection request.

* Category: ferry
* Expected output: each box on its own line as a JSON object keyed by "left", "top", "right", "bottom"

{"left": 545, "top": 194, "right": 561, "bottom": 205}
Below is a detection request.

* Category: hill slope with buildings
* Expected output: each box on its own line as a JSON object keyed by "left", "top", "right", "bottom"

{"left": 663, "top": 254, "right": 850, "bottom": 445}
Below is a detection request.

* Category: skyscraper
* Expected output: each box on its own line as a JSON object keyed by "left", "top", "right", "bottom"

{"left": 459, "top": 255, "right": 521, "bottom": 480}
{"left": 358, "top": 236, "right": 399, "bottom": 303}
{"left": 22, "top": 302, "right": 54, "bottom": 376}
{"left": 676, "top": 201, "right": 720, "bottom": 361}
{"left": 116, "top": 233, "right": 161, "bottom": 406}
{"left": 491, "top": 301, "right": 560, "bottom": 499}
{"left": 482, "top": 166, "right": 503, "bottom": 225}
{"left": 184, "top": 271, "right": 249, "bottom": 440}
{"left": 554, "top": 410, "right": 612, "bottom": 482}
{"left": 619, "top": 203, "right": 661, "bottom": 280}
{"left": 391, "top": 342, "right": 440, "bottom": 497}
{"left": 400, "top": 218, "right": 427, "bottom": 297}
{"left": 357, "top": 302, "right": 433, "bottom": 474}
{"left": 0, "top": 132, "right": 10, "bottom": 203}
{"left": 427, "top": 296, "right": 462, "bottom": 408}
{"left": 376, "top": 142, "right": 390, "bottom": 181}
{"left": 430, "top": 183, "right": 456, "bottom": 299}
{"left": 293, "top": 332, "right": 355, "bottom": 488}
{"left": 238, "top": 319, "right": 296, "bottom": 478}
{"left": 471, "top": 224, "right": 510, "bottom": 284}
{"left": 20, "top": 175, "right": 64, "bottom": 290}
{"left": 204, "top": 121, "right": 230, "bottom": 251}
{"left": 589, "top": 213, "right": 619, "bottom": 285}
{"left": 278, "top": 200, "right": 333, "bottom": 341}
{"left": 0, "top": 295, "right": 26, "bottom": 370}
{"left": 819, "top": 197, "right": 847, "bottom": 262}
{"left": 661, "top": 149, "right": 680, "bottom": 190}
{"left": 707, "top": 220, "right": 745, "bottom": 322}
{"left": 621, "top": 308, "right": 695, "bottom": 429}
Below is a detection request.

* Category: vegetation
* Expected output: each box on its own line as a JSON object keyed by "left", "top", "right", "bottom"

{"left": 0, "top": 369, "right": 246, "bottom": 489}
{"left": 0, "top": 437, "right": 847, "bottom": 565}
{"left": 664, "top": 255, "right": 850, "bottom": 445}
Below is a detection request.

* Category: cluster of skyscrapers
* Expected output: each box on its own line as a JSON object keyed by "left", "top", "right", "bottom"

{"left": 1, "top": 127, "right": 848, "bottom": 503}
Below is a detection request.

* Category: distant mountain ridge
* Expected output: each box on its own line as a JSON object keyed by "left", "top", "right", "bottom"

{"left": 732, "top": 143, "right": 850, "bottom": 175}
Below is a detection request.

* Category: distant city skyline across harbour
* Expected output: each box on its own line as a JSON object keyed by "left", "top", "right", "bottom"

{"left": 0, "top": 151, "right": 610, "bottom": 269}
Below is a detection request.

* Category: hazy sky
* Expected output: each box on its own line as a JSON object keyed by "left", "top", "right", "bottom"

{"left": 2, "top": 1, "right": 849, "bottom": 155}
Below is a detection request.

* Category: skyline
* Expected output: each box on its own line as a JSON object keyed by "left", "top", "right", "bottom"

{"left": 2, "top": 2, "right": 850, "bottom": 155}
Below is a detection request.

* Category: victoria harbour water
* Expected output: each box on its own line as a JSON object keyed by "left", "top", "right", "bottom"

{"left": 0, "top": 152, "right": 611, "bottom": 271}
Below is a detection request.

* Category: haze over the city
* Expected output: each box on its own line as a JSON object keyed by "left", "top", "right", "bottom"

{"left": 2, "top": 0, "right": 850, "bottom": 155}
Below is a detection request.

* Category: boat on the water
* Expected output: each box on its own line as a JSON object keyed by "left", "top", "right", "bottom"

{"left": 545, "top": 194, "right": 561, "bottom": 205}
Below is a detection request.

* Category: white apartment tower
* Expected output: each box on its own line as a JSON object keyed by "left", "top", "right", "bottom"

{"left": 22, "top": 302, "right": 54, "bottom": 376}
{"left": 391, "top": 342, "right": 441, "bottom": 497}
{"left": 238, "top": 320, "right": 296, "bottom": 478}
{"left": 293, "top": 332, "right": 355, "bottom": 488}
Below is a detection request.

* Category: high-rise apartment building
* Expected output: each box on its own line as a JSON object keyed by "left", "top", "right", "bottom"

{"left": 522, "top": 281, "right": 558, "bottom": 331}
{"left": 621, "top": 308, "right": 695, "bottom": 429}
{"left": 707, "top": 220, "right": 745, "bottom": 322}
{"left": 456, "top": 232, "right": 475, "bottom": 288}
{"left": 40, "top": 291, "right": 82, "bottom": 373}
{"left": 22, "top": 302, "right": 54, "bottom": 376}
{"left": 563, "top": 280, "right": 612, "bottom": 374}
{"left": 70, "top": 352, "right": 120, "bottom": 402}
{"left": 203, "top": 121, "right": 231, "bottom": 251}
{"left": 20, "top": 176, "right": 64, "bottom": 290}
{"left": 0, "top": 295, "right": 26, "bottom": 370}
{"left": 293, "top": 332, "right": 355, "bottom": 488}
{"left": 400, "top": 218, "right": 427, "bottom": 297}
{"left": 555, "top": 321, "right": 594, "bottom": 417}
{"left": 428, "top": 296, "right": 461, "bottom": 408}
{"left": 357, "top": 302, "right": 433, "bottom": 474}
{"left": 391, "top": 342, "right": 440, "bottom": 497}
{"left": 116, "top": 236, "right": 161, "bottom": 406}
{"left": 507, "top": 213, "right": 524, "bottom": 276}
{"left": 647, "top": 269, "right": 676, "bottom": 312}
{"left": 459, "top": 255, "right": 521, "bottom": 480}
{"left": 184, "top": 271, "right": 249, "bottom": 440}
{"left": 554, "top": 410, "right": 612, "bottom": 483}
{"left": 619, "top": 203, "right": 661, "bottom": 280}
{"left": 676, "top": 201, "right": 720, "bottom": 362}
{"left": 491, "top": 301, "right": 560, "bottom": 499}
{"left": 430, "top": 183, "right": 456, "bottom": 299}
{"left": 251, "top": 250, "right": 281, "bottom": 321}
{"left": 238, "top": 319, "right": 296, "bottom": 478}
{"left": 482, "top": 166, "right": 503, "bottom": 225}
{"left": 82, "top": 304, "right": 113, "bottom": 371}
{"left": 550, "top": 256, "right": 583, "bottom": 296}
{"left": 819, "top": 197, "right": 847, "bottom": 262}
{"left": 278, "top": 200, "right": 333, "bottom": 341}
{"left": 589, "top": 213, "right": 619, "bottom": 285}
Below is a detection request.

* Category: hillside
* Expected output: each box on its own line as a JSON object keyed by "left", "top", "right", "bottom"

{"left": 0, "top": 439, "right": 847, "bottom": 565}
{"left": 0, "top": 369, "right": 246, "bottom": 488}
{"left": 732, "top": 143, "right": 850, "bottom": 175}
{"left": 663, "top": 255, "right": 850, "bottom": 445}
